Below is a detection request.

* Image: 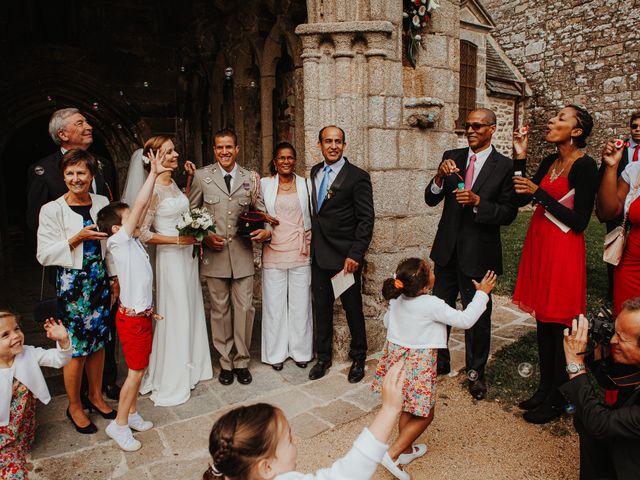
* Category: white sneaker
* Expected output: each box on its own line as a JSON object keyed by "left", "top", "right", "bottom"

{"left": 398, "top": 444, "right": 428, "bottom": 465}
{"left": 128, "top": 412, "right": 153, "bottom": 432}
{"left": 382, "top": 452, "right": 411, "bottom": 480}
{"left": 106, "top": 421, "right": 142, "bottom": 452}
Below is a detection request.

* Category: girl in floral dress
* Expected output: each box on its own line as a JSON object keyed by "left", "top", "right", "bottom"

{"left": 371, "top": 258, "right": 496, "bottom": 480}
{"left": 0, "top": 312, "right": 72, "bottom": 479}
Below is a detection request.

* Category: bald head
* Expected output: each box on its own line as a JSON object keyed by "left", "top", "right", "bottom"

{"left": 470, "top": 108, "right": 497, "bottom": 126}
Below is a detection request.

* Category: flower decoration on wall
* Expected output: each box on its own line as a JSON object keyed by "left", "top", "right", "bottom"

{"left": 403, "top": 0, "right": 440, "bottom": 68}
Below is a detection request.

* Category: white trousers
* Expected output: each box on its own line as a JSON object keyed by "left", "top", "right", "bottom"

{"left": 261, "top": 265, "right": 313, "bottom": 364}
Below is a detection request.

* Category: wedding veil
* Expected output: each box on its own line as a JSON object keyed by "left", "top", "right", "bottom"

{"left": 121, "top": 148, "right": 147, "bottom": 204}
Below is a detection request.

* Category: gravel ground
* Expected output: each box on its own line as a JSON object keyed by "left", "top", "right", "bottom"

{"left": 295, "top": 375, "right": 578, "bottom": 480}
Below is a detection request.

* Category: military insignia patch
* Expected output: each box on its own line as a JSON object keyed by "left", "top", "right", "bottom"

{"left": 204, "top": 177, "right": 213, "bottom": 184}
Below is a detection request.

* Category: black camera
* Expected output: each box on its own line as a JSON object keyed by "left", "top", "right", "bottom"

{"left": 587, "top": 308, "right": 615, "bottom": 347}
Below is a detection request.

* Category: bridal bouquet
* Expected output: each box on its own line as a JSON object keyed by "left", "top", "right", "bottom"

{"left": 176, "top": 208, "right": 216, "bottom": 258}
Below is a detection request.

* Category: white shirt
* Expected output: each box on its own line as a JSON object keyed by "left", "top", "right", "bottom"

{"left": 218, "top": 162, "right": 238, "bottom": 190}
{"left": 107, "top": 227, "right": 153, "bottom": 313}
{"left": 621, "top": 161, "right": 640, "bottom": 215}
{"left": 430, "top": 145, "right": 494, "bottom": 195}
{"left": 628, "top": 139, "right": 639, "bottom": 164}
{"left": 275, "top": 428, "right": 387, "bottom": 480}
{"left": 384, "top": 291, "right": 489, "bottom": 349}
{"left": 314, "top": 157, "right": 346, "bottom": 194}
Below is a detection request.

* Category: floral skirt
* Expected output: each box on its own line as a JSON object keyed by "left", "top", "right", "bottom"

{"left": 0, "top": 380, "right": 37, "bottom": 480}
{"left": 371, "top": 341, "right": 437, "bottom": 418}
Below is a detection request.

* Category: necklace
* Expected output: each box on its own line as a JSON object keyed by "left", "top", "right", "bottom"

{"left": 278, "top": 177, "right": 295, "bottom": 191}
{"left": 550, "top": 164, "right": 565, "bottom": 182}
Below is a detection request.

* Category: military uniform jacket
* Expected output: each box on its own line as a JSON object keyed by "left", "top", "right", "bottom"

{"left": 188, "top": 163, "right": 266, "bottom": 279}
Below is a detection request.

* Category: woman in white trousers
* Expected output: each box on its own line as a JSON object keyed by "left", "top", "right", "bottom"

{"left": 260, "top": 142, "right": 313, "bottom": 370}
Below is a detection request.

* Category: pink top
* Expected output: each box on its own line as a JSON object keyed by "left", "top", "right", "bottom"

{"left": 263, "top": 193, "right": 311, "bottom": 269}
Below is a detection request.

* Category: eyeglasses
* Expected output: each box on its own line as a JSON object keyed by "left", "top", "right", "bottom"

{"left": 631, "top": 123, "right": 640, "bottom": 130}
{"left": 464, "top": 122, "right": 495, "bottom": 131}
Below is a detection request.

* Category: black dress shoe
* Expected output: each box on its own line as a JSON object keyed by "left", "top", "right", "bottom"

{"left": 469, "top": 379, "right": 487, "bottom": 400}
{"left": 295, "top": 361, "right": 308, "bottom": 369}
{"left": 66, "top": 408, "right": 98, "bottom": 434}
{"left": 518, "top": 389, "right": 549, "bottom": 410}
{"left": 234, "top": 368, "right": 253, "bottom": 385}
{"left": 219, "top": 369, "right": 235, "bottom": 385}
{"left": 523, "top": 402, "right": 562, "bottom": 424}
{"left": 348, "top": 360, "right": 365, "bottom": 383}
{"left": 86, "top": 399, "right": 117, "bottom": 419}
{"left": 103, "top": 383, "right": 121, "bottom": 401}
{"left": 308, "top": 361, "right": 331, "bottom": 380}
{"left": 437, "top": 362, "right": 451, "bottom": 376}
{"left": 272, "top": 363, "right": 284, "bottom": 371}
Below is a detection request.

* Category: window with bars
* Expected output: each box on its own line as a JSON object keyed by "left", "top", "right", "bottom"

{"left": 457, "top": 40, "right": 478, "bottom": 129}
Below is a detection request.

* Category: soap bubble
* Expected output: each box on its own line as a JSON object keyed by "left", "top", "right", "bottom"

{"left": 467, "top": 369, "right": 479, "bottom": 381}
{"left": 518, "top": 362, "right": 533, "bottom": 378}
{"left": 143, "top": 81, "right": 149, "bottom": 87}
{"left": 564, "top": 403, "right": 575, "bottom": 414}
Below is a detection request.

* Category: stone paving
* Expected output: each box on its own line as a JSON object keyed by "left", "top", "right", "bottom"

{"left": 27, "top": 295, "right": 533, "bottom": 480}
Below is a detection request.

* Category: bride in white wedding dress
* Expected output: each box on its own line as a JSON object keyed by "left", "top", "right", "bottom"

{"left": 136, "top": 136, "right": 212, "bottom": 406}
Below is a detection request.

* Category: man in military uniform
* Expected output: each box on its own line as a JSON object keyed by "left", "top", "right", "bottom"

{"left": 189, "top": 129, "right": 271, "bottom": 386}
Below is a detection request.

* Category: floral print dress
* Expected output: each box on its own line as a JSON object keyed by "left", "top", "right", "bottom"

{"left": 57, "top": 205, "right": 111, "bottom": 356}
{"left": 0, "top": 379, "right": 37, "bottom": 480}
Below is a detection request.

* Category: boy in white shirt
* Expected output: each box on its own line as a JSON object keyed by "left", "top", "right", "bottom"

{"left": 97, "top": 149, "right": 171, "bottom": 451}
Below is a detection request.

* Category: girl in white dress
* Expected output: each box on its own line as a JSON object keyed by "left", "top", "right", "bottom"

{"left": 137, "top": 136, "right": 213, "bottom": 406}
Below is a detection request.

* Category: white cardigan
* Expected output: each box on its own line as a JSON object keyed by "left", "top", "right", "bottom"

{"left": 0, "top": 344, "right": 72, "bottom": 426}
{"left": 260, "top": 174, "right": 312, "bottom": 231}
{"left": 384, "top": 291, "right": 489, "bottom": 349}
{"left": 37, "top": 193, "right": 114, "bottom": 272}
{"left": 275, "top": 428, "right": 387, "bottom": 480}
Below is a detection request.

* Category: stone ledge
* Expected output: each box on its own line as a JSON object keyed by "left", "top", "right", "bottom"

{"left": 295, "top": 21, "right": 394, "bottom": 36}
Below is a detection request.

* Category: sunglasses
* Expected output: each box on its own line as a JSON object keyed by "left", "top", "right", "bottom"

{"left": 631, "top": 123, "right": 640, "bottom": 130}
{"left": 464, "top": 122, "right": 495, "bottom": 131}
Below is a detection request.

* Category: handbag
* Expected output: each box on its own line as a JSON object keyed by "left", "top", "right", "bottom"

{"left": 603, "top": 172, "right": 640, "bottom": 266}
{"left": 237, "top": 211, "right": 267, "bottom": 238}
{"left": 33, "top": 266, "right": 59, "bottom": 323}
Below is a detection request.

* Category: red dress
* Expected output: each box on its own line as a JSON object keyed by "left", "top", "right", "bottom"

{"left": 513, "top": 175, "right": 586, "bottom": 326}
{"left": 613, "top": 197, "right": 640, "bottom": 315}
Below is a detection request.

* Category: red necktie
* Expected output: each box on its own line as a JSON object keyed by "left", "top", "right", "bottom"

{"left": 633, "top": 145, "right": 639, "bottom": 162}
{"left": 464, "top": 154, "right": 477, "bottom": 190}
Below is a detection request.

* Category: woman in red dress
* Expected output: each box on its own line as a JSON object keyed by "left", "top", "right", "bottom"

{"left": 512, "top": 105, "right": 599, "bottom": 424}
{"left": 597, "top": 140, "right": 640, "bottom": 315}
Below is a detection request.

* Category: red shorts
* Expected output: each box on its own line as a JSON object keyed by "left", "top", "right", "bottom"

{"left": 116, "top": 307, "right": 153, "bottom": 370}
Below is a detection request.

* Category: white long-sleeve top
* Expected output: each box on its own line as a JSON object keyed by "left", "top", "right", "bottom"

{"left": 0, "top": 343, "right": 72, "bottom": 426}
{"left": 276, "top": 428, "right": 387, "bottom": 480}
{"left": 384, "top": 291, "right": 489, "bottom": 349}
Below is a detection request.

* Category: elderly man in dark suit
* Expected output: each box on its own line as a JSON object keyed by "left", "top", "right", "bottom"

{"left": 26, "top": 107, "right": 119, "bottom": 400}
{"left": 425, "top": 108, "right": 517, "bottom": 400}
{"left": 308, "top": 125, "right": 374, "bottom": 383}
{"left": 560, "top": 301, "right": 640, "bottom": 480}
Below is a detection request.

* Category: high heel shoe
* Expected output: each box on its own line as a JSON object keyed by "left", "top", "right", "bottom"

{"left": 66, "top": 408, "right": 98, "bottom": 434}
{"left": 86, "top": 399, "right": 117, "bottom": 419}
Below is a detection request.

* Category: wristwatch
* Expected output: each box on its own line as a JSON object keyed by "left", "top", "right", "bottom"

{"left": 566, "top": 363, "right": 586, "bottom": 375}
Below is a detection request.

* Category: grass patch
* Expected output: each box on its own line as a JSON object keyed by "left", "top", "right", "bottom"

{"left": 488, "top": 211, "right": 610, "bottom": 428}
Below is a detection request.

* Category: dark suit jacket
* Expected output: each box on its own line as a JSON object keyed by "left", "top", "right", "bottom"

{"left": 425, "top": 147, "right": 517, "bottom": 278}
{"left": 560, "top": 373, "right": 640, "bottom": 479}
{"left": 26, "top": 150, "right": 116, "bottom": 232}
{"left": 310, "top": 158, "right": 374, "bottom": 270}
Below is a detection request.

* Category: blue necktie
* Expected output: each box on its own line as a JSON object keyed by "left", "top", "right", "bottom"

{"left": 317, "top": 165, "right": 332, "bottom": 210}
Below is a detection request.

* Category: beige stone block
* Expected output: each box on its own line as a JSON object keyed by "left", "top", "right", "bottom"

{"left": 309, "top": 399, "right": 368, "bottom": 426}
{"left": 422, "top": 33, "right": 449, "bottom": 69}
{"left": 148, "top": 457, "right": 211, "bottom": 480}
{"left": 301, "top": 373, "right": 350, "bottom": 402}
{"left": 420, "top": 67, "right": 458, "bottom": 103}
{"left": 160, "top": 416, "right": 213, "bottom": 459}
{"left": 341, "top": 383, "right": 382, "bottom": 412}
{"left": 318, "top": 99, "right": 335, "bottom": 125}
{"left": 370, "top": 170, "right": 429, "bottom": 216}
{"left": 397, "top": 128, "right": 441, "bottom": 170}
{"left": 336, "top": 96, "right": 354, "bottom": 130}
{"left": 368, "top": 57, "right": 386, "bottom": 95}
{"left": 32, "top": 444, "right": 123, "bottom": 479}
{"left": 396, "top": 215, "right": 440, "bottom": 248}
{"left": 368, "top": 96, "right": 385, "bottom": 126}
{"left": 125, "top": 430, "right": 167, "bottom": 470}
{"left": 368, "top": 128, "right": 398, "bottom": 169}
{"left": 386, "top": 60, "right": 404, "bottom": 96}
{"left": 369, "top": 217, "right": 397, "bottom": 253}
{"left": 429, "top": 1, "right": 459, "bottom": 35}
{"left": 318, "top": 62, "right": 335, "bottom": 100}
{"left": 385, "top": 96, "right": 402, "bottom": 127}
{"left": 260, "top": 389, "right": 322, "bottom": 418}
{"left": 289, "top": 413, "right": 332, "bottom": 440}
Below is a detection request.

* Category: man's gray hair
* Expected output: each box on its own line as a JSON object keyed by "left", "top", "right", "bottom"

{"left": 48, "top": 108, "right": 80, "bottom": 145}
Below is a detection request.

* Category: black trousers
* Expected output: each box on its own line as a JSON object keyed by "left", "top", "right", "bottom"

{"left": 574, "top": 417, "right": 617, "bottom": 480}
{"left": 433, "top": 258, "right": 492, "bottom": 379}
{"left": 312, "top": 263, "right": 367, "bottom": 363}
{"left": 535, "top": 320, "right": 568, "bottom": 405}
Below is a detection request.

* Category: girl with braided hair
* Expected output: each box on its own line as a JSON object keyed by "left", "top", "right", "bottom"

{"left": 371, "top": 258, "right": 496, "bottom": 480}
{"left": 203, "top": 361, "right": 405, "bottom": 480}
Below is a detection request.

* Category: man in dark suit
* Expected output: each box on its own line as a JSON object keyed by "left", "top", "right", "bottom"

{"left": 26, "top": 107, "right": 120, "bottom": 400}
{"left": 425, "top": 108, "right": 517, "bottom": 400}
{"left": 598, "top": 111, "right": 640, "bottom": 300}
{"left": 308, "top": 125, "right": 375, "bottom": 383}
{"left": 560, "top": 302, "right": 640, "bottom": 479}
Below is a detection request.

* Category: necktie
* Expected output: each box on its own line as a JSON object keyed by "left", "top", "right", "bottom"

{"left": 464, "top": 154, "right": 477, "bottom": 190}
{"left": 633, "top": 145, "right": 639, "bottom": 163}
{"left": 224, "top": 174, "right": 232, "bottom": 193}
{"left": 317, "top": 165, "right": 332, "bottom": 210}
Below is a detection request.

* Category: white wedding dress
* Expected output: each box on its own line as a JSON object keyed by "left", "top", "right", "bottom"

{"left": 139, "top": 181, "right": 213, "bottom": 406}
